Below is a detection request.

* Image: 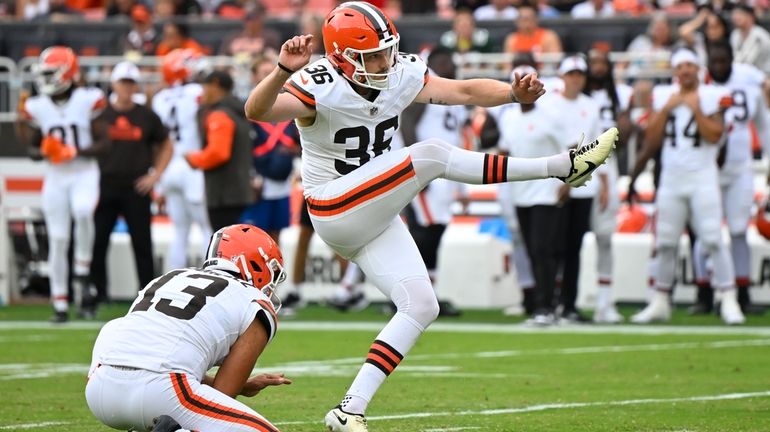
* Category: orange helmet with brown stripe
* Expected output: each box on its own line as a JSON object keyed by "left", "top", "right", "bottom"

{"left": 161, "top": 48, "right": 206, "bottom": 86}
{"left": 34, "top": 46, "right": 79, "bottom": 96}
{"left": 322, "top": 1, "right": 403, "bottom": 90}
{"left": 204, "top": 224, "right": 286, "bottom": 309}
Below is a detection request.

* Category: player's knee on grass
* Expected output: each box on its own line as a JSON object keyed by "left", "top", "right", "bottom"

{"left": 391, "top": 276, "right": 439, "bottom": 328}
{"left": 409, "top": 138, "right": 454, "bottom": 181}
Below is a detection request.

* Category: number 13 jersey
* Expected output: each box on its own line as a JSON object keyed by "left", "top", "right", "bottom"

{"left": 283, "top": 55, "right": 429, "bottom": 195}
{"left": 90, "top": 267, "right": 277, "bottom": 382}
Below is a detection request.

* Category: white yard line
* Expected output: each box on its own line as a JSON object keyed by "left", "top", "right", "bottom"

{"left": 423, "top": 427, "right": 481, "bottom": 432}
{"left": 280, "top": 338, "right": 770, "bottom": 366}
{"left": 4, "top": 320, "right": 770, "bottom": 336}
{"left": 0, "top": 421, "right": 69, "bottom": 430}
{"left": 275, "top": 390, "right": 770, "bottom": 426}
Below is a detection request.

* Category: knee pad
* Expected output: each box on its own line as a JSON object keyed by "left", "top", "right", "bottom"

{"left": 409, "top": 138, "right": 454, "bottom": 180}
{"left": 391, "top": 276, "right": 439, "bottom": 329}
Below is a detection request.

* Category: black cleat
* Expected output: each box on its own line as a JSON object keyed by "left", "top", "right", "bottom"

{"left": 152, "top": 415, "right": 182, "bottom": 432}
{"left": 49, "top": 311, "right": 68, "bottom": 323}
{"left": 438, "top": 300, "right": 462, "bottom": 317}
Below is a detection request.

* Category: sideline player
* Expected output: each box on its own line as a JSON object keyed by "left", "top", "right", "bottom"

{"left": 17, "top": 46, "right": 108, "bottom": 322}
{"left": 152, "top": 48, "right": 213, "bottom": 270}
{"left": 584, "top": 48, "right": 634, "bottom": 323}
{"left": 85, "top": 224, "right": 291, "bottom": 432}
{"left": 691, "top": 42, "right": 770, "bottom": 314}
{"left": 628, "top": 48, "right": 745, "bottom": 325}
{"left": 401, "top": 46, "right": 469, "bottom": 317}
{"left": 244, "top": 3, "right": 616, "bottom": 429}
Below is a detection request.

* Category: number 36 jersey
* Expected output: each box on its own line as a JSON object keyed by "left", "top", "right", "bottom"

{"left": 89, "top": 267, "right": 278, "bottom": 382}
{"left": 652, "top": 83, "right": 731, "bottom": 173}
{"left": 283, "top": 54, "right": 429, "bottom": 195}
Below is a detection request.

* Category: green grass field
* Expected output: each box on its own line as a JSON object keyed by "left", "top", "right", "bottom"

{"left": 2, "top": 304, "right": 770, "bottom": 431}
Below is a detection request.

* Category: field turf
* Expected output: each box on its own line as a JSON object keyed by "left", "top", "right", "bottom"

{"left": 1, "top": 304, "right": 769, "bottom": 431}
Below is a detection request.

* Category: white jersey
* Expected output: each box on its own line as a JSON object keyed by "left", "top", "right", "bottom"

{"left": 499, "top": 104, "right": 570, "bottom": 207}
{"left": 409, "top": 94, "right": 469, "bottom": 226}
{"left": 652, "top": 84, "right": 731, "bottom": 173}
{"left": 716, "top": 63, "right": 770, "bottom": 166}
{"left": 21, "top": 87, "right": 106, "bottom": 166}
{"left": 152, "top": 83, "right": 203, "bottom": 157}
{"left": 90, "top": 266, "right": 277, "bottom": 382}
{"left": 283, "top": 55, "right": 429, "bottom": 194}
{"left": 543, "top": 92, "right": 601, "bottom": 198}
{"left": 591, "top": 84, "right": 633, "bottom": 132}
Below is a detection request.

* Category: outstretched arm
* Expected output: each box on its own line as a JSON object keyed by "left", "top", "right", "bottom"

{"left": 414, "top": 72, "right": 545, "bottom": 107}
{"left": 245, "top": 34, "right": 317, "bottom": 123}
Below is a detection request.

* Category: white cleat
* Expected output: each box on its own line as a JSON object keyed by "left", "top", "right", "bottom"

{"left": 325, "top": 406, "right": 368, "bottom": 432}
{"left": 593, "top": 305, "right": 624, "bottom": 324}
{"left": 720, "top": 290, "right": 746, "bottom": 325}
{"left": 631, "top": 291, "right": 671, "bottom": 324}
{"left": 560, "top": 127, "right": 618, "bottom": 187}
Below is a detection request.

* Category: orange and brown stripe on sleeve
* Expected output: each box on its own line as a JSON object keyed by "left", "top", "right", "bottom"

{"left": 283, "top": 81, "right": 316, "bottom": 108}
{"left": 482, "top": 154, "right": 508, "bottom": 184}
{"left": 365, "top": 339, "right": 404, "bottom": 376}
{"left": 170, "top": 373, "right": 279, "bottom": 432}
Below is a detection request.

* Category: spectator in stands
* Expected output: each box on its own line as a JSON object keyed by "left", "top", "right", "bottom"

{"left": 105, "top": 0, "right": 134, "bottom": 17}
{"left": 156, "top": 22, "right": 204, "bottom": 56}
{"left": 153, "top": 0, "right": 175, "bottom": 18}
{"left": 186, "top": 70, "right": 253, "bottom": 230}
{"left": 35, "top": 0, "right": 81, "bottom": 20}
{"left": 173, "top": 0, "right": 202, "bottom": 15}
{"left": 241, "top": 55, "right": 301, "bottom": 244}
{"left": 570, "top": 0, "right": 615, "bottom": 18}
{"left": 678, "top": 4, "right": 730, "bottom": 65}
{"left": 219, "top": 4, "right": 281, "bottom": 58}
{"left": 730, "top": 4, "right": 770, "bottom": 73}
{"left": 626, "top": 12, "right": 676, "bottom": 78}
{"left": 438, "top": 8, "right": 494, "bottom": 53}
{"left": 15, "top": 0, "right": 48, "bottom": 20}
{"left": 90, "top": 62, "right": 172, "bottom": 315}
{"left": 473, "top": 0, "right": 518, "bottom": 20}
{"left": 123, "top": 4, "right": 158, "bottom": 56}
{"left": 503, "top": 4, "right": 562, "bottom": 54}
{"left": 536, "top": 0, "right": 560, "bottom": 18}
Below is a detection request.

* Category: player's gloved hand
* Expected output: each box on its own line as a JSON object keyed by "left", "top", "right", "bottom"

{"left": 40, "top": 135, "right": 65, "bottom": 158}
{"left": 41, "top": 135, "right": 78, "bottom": 164}
{"left": 240, "top": 373, "right": 292, "bottom": 397}
{"left": 50, "top": 146, "right": 77, "bottom": 164}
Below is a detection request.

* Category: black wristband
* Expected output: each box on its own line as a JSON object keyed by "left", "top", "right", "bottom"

{"left": 277, "top": 62, "right": 296, "bottom": 75}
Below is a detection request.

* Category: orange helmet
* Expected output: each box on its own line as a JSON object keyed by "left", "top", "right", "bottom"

{"left": 161, "top": 48, "right": 206, "bottom": 86}
{"left": 323, "top": 1, "right": 402, "bottom": 90}
{"left": 34, "top": 46, "right": 79, "bottom": 96}
{"left": 756, "top": 198, "right": 770, "bottom": 240}
{"left": 617, "top": 204, "right": 649, "bottom": 233}
{"left": 205, "top": 224, "right": 286, "bottom": 304}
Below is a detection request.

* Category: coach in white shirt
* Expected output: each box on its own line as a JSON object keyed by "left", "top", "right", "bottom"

{"left": 543, "top": 55, "right": 603, "bottom": 323}
{"left": 499, "top": 64, "right": 572, "bottom": 325}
